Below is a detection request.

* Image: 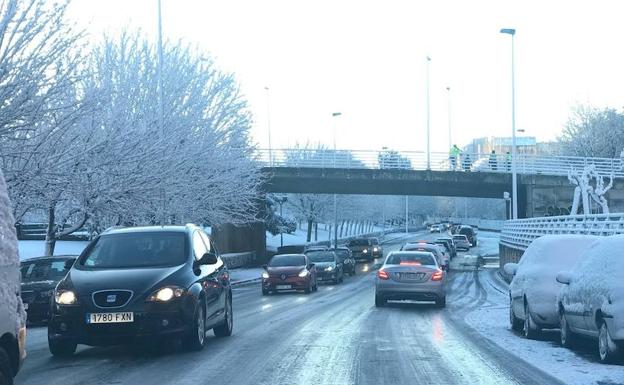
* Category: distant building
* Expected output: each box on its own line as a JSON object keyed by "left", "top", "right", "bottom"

{"left": 463, "top": 136, "right": 560, "bottom": 156}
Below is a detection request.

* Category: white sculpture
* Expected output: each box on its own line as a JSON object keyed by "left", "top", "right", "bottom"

{"left": 568, "top": 165, "right": 612, "bottom": 215}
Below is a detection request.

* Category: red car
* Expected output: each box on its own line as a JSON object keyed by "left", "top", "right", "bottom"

{"left": 262, "top": 254, "right": 318, "bottom": 295}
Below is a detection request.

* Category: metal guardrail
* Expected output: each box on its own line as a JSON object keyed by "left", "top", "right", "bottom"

{"left": 257, "top": 149, "right": 624, "bottom": 178}
{"left": 500, "top": 213, "right": 624, "bottom": 250}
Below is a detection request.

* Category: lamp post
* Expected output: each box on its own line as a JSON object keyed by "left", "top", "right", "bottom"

{"left": 500, "top": 28, "right": 518, "bottom": 219}
{"left": 332, "top": 112, "right": 342, "bottom": 248}
{"left": 265, "top": 86, "right": 272, "bottom": 166}
{"left": 276, "top": 196, "right": 288, "bottom": 247}
{"left": 446, "top": 86, "right": 451, "bottom": 153}
{"left": 426, "top": 56, "right": 431, "bottom": 170}
{"left": 157, "top": 0, "right": 166, "bottom": 224}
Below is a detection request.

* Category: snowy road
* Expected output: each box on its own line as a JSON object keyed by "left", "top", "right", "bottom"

{"left": 16, "top": 232, "right": 565, "bottom": 385}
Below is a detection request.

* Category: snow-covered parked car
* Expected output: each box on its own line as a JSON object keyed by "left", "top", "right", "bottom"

{"left": 0, "top": 171, "right": 27, "bottom": 385}
{"left": 556, "top": 235, "right": 624, "bottom": 363}
{"left": 504, "top": 235, "right": 598, "bottom": 339}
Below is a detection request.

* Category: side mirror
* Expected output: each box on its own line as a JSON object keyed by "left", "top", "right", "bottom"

{"left": 198, "top": 252, "right": 218, "bottom": 265}
{"left": 503, "top": 263, "right": 518, "bottom": 276}
{"left": 261, "top": 264, "right": 268, "bottom": 270}
{"left": 556, "top": 271, "right": 572, "bottom": 285}
{"left": 64, "top": 259, "right": 75, "bottom": 270}
{"left": 308, "top": 263, "right": 315, "bottom": 269}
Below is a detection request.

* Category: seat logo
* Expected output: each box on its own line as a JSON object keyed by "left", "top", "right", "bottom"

{"left": 106, "top": 294, "right": 117, "bottom": 303}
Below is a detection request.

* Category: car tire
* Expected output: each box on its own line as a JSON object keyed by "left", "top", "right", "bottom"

{"left": 304, "top": 281, "right": 312, "bottom": 294}
{"left": 0, "top": 347, "right": 13, "bottom": 385}
{"left": 262, "top": 288, "right": 269, "bottom": 296}
{"left": 48, "top": 336, "right": 77, "bottom": 357}
{"left": 559, "top": 310, "right": 576, "bottom": 348}
{"left": 312, "top": 281, "right": 318, "bottom": 292}
{"left": 598, "top": 320, "right": 619, "bottom": 364}
{"left": 509, "top": 301, "right": 523, "bottom": 332}
{"left": 436, "top": 296, "right": 446, "bottom": 308}
{"left": 339, "top": 272, "right": 344, "bottom": 284}
{"left": 375, "top": 294, "right": 386, "bottom": 307}
{"left": 523, "top": 303, "right": 541, "bottom": 340}
{"left": 214, "top": 295, "right": 233, "bottom": 338}
{"left": 182, "top": 304, "right": 206, "bottom": 351}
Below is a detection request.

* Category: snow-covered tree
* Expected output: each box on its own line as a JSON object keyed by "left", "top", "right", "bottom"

{"left": 560, "top": 105, "right": 624, "bottom": 158}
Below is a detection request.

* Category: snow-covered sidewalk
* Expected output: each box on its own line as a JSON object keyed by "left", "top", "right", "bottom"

{"left": 463, "top": 270, "right": 624, "bottom": 385}
{"left": 229, "top": 267, "right": 263, "bottom": 286}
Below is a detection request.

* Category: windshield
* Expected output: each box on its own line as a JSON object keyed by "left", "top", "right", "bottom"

{"left": 370, "top": 238, "right": 379, "bottom": 245}
{"left": 334, "top": 250, "right": 350, "bottom": 258}
{"left": 386, "top": 252, "right": 436, "bottom": 266}
{"left": 79, "top": 232, "right": 187, "bottom": 269}
{"left": 306, "top": 251, "right": 335, "bottom": 263}
{"left": 269, "top": 255, "right": 306, "bottom": 267}
{"left": 348, "top": 239, "right": 369, "bottom": 246}
{"left": 20, "top": 260, "right": 71, "bottom": 282}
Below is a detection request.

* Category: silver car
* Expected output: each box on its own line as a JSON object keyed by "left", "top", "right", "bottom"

{"left": 452, "top": 234, "right": 470, "bottom": 251}
{"left": 375, "top": 251, "right": 447, "bottom": 308}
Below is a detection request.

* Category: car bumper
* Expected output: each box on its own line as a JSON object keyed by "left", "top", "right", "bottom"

{"left": 375, "top": 280, "right": 445, "bottom": 301}
{"left": 316, "top": 271, "right": 338, "bottom": 281}
{"left": 262, "top": 277, "right": 309, "bottom": 291}
{"left": 49, "top": 301, "right": 194, "bottom": 346}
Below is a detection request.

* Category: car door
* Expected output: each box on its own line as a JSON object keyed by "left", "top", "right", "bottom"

{"left": 564, "top": 280, "right": 588, "bottom": 333}
{"left": 191, "top": 231, "right": 220, "bottom": 325}
{"left": 199, "top": 231, "right": 229, "bottom": 325}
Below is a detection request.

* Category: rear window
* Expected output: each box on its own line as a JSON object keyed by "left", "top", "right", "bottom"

{"left": 20, "top": 259, "right": 72, "bottom": 282}
{"left": 453, "top": 235, "right": 468, "bottom": 241}
{"left": 459, "top": 227, "right": 474, "bottom": 235}
{"left": 348, "top": 239, "right": 370, "bottom": 246}
{"left": 79, "top": 232, "right": 188, "bottom": 269}
{"left": 386, "top": 252, "right": 436, "bottom": 266}
{"left": 306, "top": 251, "right": 336, "bottom": 263}
{"left": 269, "top": 254, "right": 306, "bottom": 267}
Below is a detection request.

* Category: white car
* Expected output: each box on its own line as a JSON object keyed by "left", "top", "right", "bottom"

{"left": 556, "top": 235, "right": 624, "bottom": 363}
{"left": 504, "top": 234, "right": 598, "bottom": 339}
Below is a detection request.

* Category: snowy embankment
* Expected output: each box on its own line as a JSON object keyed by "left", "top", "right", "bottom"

{"left": 266, "top": 224, "right": 397, "bottom": 250}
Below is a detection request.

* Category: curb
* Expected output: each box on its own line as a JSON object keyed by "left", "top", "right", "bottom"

{"left": 231, "top": 277, "right": 261, "bottom": 286}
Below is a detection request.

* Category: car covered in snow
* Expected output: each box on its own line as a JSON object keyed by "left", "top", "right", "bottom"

{"left": 0, "top": 172, "right": 27, "bottom": 385}
{"left": 556, "top": 235, "right": 624, "bottom": 363}
{"left": 504, "top": 235, "right": 598, "bottom": 340}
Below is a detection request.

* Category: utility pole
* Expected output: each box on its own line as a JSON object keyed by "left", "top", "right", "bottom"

{"left": 265, "top": 86, "right": 272, "bottom": 166}
{"left": 426, "top": 56, "right": 431, "bottom": 170}
{"left": 157, "top": 0, "right": 166, "bottom": 224}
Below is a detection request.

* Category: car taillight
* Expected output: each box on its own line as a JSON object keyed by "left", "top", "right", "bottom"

{"left": 431, "top": 270, "right": 444, "bottom": 281}
{"left": 377, "top": 269, "right": 390, "bottom": 280}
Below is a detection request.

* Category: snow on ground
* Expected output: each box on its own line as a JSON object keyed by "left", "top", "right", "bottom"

{"left": 229, "top": 267, "right": 264, "bottom": 285}
{"left": 463, "top": 270, "right": 624, "bottom": 385}
{"left": 19, "top": 240, "right": 89, "bottom": 260}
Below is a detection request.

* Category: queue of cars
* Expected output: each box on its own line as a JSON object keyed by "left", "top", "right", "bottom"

{"left": 504, "top": 234, "right": 624, "bottom": 364}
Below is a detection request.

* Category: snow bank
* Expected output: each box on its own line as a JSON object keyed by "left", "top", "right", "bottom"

{"left": 0, "top": 170, "right": 26, "bottom": 327}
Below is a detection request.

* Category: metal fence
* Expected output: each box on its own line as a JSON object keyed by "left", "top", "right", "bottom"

{"left": 500, "top": 213, "right": 624, "bottom": 250}
{"left": 257, "top": 148, "right": 624, "bottom": 178}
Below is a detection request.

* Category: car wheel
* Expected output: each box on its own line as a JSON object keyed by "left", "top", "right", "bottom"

{"left": 559, "top": 310, "right": 576, "bottom": 348}
{"left": 523, "top": 303, "right": 541, "bottom": 340}
{"left": 183, "top": 304, "right": 206, "bottom": 351}
{"left": 375, "top": 294, "right": 386, "bottom": 307}
{"left": 48, "top": 336, "right": 77, "bottom": 357}
{"left": 214, "top": 295, "right": 233, "bottom": 338}
{"left": 0, "top": 347, "right": 13, "bottom": 385}
{"left": 436, "top": 296, "right": 446, "bottom": 308}
{"left": 339, "top": 272, "right": 344, "bottom": 283}
{"left": 304, "top": 281, "right": 312, "bottom": 294}
{"left": 598, "top": 320, "right": 619, "bottom": 364}
{"left": 312, "top": 281, "right": 318, "bottom": 292}
{"left": 262, "top": 288, "right": 269, "bottom": 296}
{"left": 509, "top": 301, "right": 523, "bottom": 332}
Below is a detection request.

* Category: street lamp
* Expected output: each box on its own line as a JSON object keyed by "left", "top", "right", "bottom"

{"left": 265, "top": 86, "right": 272, "bottom": 166}
{"left": 426, "top": 56, "right": 431, "bottom": 170}
{"left": 500, "top": 28, "right": 518, "bottom": 219}
{"left": 275, "top": 196, "right": 288, "bottom": 247}
{"left": 332, "top": 112, "right": 342, "bottom": 248}
{"left": 446, "top": 86, "right": 451, "bottom": 154}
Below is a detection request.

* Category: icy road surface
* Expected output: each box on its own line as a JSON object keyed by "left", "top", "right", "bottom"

{"left": 17, "top": 232, "right": 569, "bottom": 385}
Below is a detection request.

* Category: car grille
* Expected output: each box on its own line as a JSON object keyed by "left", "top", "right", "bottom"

{"left": 92, "top": 290, "right": 133, "bottom": 308}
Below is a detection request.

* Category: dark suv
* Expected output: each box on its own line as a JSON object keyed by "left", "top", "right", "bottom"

{"left": 347, "top": 238, "right": 373, "bottom": 261}
{"left": 458, "top": 225, "right": 477, "bottom": 247}
{"left": 47, "top": 225, "right": 233, "bottom": 356}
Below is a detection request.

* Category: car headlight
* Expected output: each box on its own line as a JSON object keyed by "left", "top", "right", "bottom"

{"left": 55, "top": 290, "right": 77, "bottom": 305}
{"left": 373, "top": 247, "right": 378, "bottom": 252}
{"left": 262, "top": 271, "right": 270, "bottom": 279}
{"left": 147, "top": 287, "right": 185, "bottom": 302}
{"left": 298, "top": 270, "right": 309, "bottom": 278}
{"left": 325, "top": 266, "right": 334, "bottom": 272}
{"left": 363, "top": 249, "right": 368, "bottom": 253}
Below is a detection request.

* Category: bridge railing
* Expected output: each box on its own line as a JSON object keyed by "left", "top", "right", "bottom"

{"left": 500, "top": 213, "right": 624, "bottom": 250}
{"left": 257, "top": 148, "right": 624, "bottom": 177}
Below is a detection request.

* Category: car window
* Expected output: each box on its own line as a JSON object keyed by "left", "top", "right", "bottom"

{"left": 386, "top": 252, "right": 436, "bottom": 266}
{"left": 198, "top": 231, "right": 215, "bottom": 254}
{"left": 80, "top": 232, "right": 188, "bottom": 268}
{"left": 192, "top": 231, "right": 209, "bottom": 260}
{"left": 20, "top": 260, "right": 68, "bottom": 281}
{"left": 306, "top": 251, "right": 336, "bottom": 263}
{"left": 348, "top": 239, "right": 369, "bottom": 246}
{"left": 334, "top": 250, "right": 350, "bottom": 259}
{"left": 370, "top": 238, "right": 379, "bottom": 245}
{"left": 269, "top": 255, "right": 306, "bottom": 267}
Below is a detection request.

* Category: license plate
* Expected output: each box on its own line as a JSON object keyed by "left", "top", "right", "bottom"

{"left": 86, "top": 312, "right": 134, "bottom": 324}
{"left": 401, "top": 273, "right": 423, "bottom": 280}
{"left": 276, "top": 285, "right": 291, "bottom": 290}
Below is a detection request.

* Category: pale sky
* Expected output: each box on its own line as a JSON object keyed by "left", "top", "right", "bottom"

{"left": 68, "top": 0, "right": 624, "bottom": 153}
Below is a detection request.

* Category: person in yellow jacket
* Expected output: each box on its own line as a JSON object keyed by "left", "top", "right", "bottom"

{"left": 449, "top": 145, "right": 461, "bottom": 170}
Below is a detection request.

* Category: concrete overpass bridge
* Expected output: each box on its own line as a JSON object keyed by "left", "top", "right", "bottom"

{"left": 259, "top": 149, "right": 624, "bottom": 218}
